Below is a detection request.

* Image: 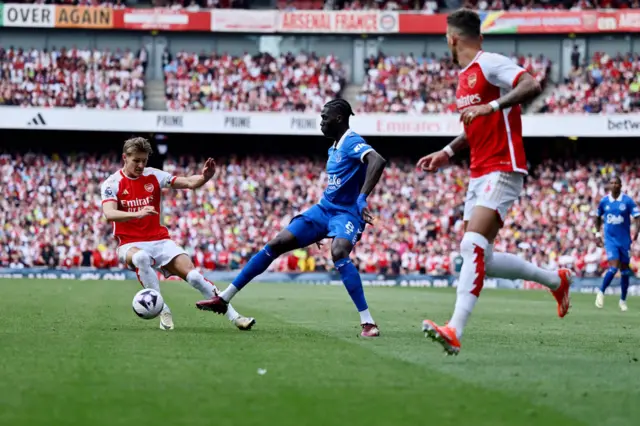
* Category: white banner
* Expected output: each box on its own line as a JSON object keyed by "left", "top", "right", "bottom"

{"left": 2, "top": 4, "right": 55, "bottom": 28}
{"left": 211, "top": 9, "right": 278, "bottom": 33}
{"left": 1, "top": 107, "right": 639, "bottom": 137}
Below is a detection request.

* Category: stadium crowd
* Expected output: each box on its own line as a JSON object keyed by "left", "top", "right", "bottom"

{"left": 0, "top": 47, "right": 146, "bottom": 109}
{"left": 6, "top": 43, "right": 640, "bottom": 115}
{"left": 357, "top": 52, "right": 550, "bottom": 113}
{"left": 2, "top": 153, "right": 639, "bottom": 277}
{"left": 542, "top": 51, "right": 640, "bottom": 114}
{"left": 163, "top": 50, "right": 345, "bottom": 112}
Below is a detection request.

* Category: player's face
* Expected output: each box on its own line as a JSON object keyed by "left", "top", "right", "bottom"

{"left": 609, "top": 178, "right": 622, "bottom": 195}
{"left": 123, "top": 151, "right": 148, "bottom": 177}
{"left": 320, "top": 107, "right": 339, "bottom": 138}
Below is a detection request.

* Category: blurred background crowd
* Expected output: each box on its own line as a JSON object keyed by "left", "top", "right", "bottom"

{"left": 2, "top": 153, "right": 638, "bottom": 277}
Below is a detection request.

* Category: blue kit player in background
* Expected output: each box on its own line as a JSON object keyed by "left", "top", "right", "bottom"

{"left": 595, "top": 176, "right": 640, "bottom": 311}
{"left": 196, "top": 99, "right": 388, "bottom": 337}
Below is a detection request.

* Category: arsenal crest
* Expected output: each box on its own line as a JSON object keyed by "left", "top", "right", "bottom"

{"left": 467, "top": 73, "right": 477, "bottom": 88}
{"left": 144, "top": 183, "right": 154, "bottom": 193}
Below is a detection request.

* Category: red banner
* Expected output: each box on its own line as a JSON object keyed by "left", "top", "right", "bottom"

{"left": 279, "top": 11, "right": 398, "bottom": 33}
{"left": 397, "top": 10, "right": 640, "bottom": 35}
{"left": 112, "top": 8, "right": 210, "bottom": 31}
{"left": 397, "top": 13, "right": 447, "bottom": 34}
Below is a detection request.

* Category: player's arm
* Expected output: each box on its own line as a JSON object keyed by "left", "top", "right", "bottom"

{"left": 594, "top": 199, "right": 604, "bottom": 238}
{"left": 102, "top": 201, "right": 157, "bottom": 222}
{"left": 171, "top": 158, "right": 216, "bottom": 190}
{"left": 360, "top": 150, "right": 387, "bottom": 197}
{"left": 490, "top": 72, "right": 541, "bottom": 112}
{"left": 417, "top": 132, "right": 468, "bottom": 172}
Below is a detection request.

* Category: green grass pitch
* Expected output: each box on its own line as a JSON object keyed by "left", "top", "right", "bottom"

{"left": 0, "top": 279, "right": 639, "bottom": 426}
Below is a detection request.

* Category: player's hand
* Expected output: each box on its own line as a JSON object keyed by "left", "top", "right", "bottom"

{"left": 202, "top": 158, "right": 216, "bottom": 181}
{"left": 136, "top": 206, "right": 158, "bottom": 218}
{"left": 362, "top": 207, "right": 375, "bottom": 226}
{"left": 460, "top": 104, "right": 493, "bottom": 125}
{"left": 417, "top": 151, "right": 449, "bottom": 172}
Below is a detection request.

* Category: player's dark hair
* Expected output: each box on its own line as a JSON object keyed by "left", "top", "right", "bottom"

{"left": 447, "top": 8, "right": 481, "bottom": 38}
{"left": 325, "top": 98, "right": 355, "bottom": 119}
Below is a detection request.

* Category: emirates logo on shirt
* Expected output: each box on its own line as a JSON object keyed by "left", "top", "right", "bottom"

{"left": 144, "top": 183, "right": 154, "bottom": 193}
{"left": 456, "top": 94, "right": 482, "bottom": 110}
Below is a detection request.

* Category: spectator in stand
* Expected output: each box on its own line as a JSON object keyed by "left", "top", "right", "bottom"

{"left": 164, "top": 51, "right": 345, "bottom": 112}
{"left": 0, "top": 46, "right": 145, "bottom": 109}
{"left": 2, "top": 152, "right": 639, "bottom": 278}
{"left": 543, "top": 52, "right": 640, "bottom": 114}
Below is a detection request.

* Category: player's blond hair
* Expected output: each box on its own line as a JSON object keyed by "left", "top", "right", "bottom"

{"left": 123, "top": 137, "right": 153, "bottom": 156}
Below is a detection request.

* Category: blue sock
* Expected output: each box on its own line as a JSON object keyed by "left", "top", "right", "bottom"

{"left": 231, "top": 246, "right": 276, "bottom": 290}
{"left": 620, "top": 269, "right": 631, "bottom": 301}
{"left": 600, "top": 267, "right": 618, "bottom": 294}
{"left": 335, "top": 258, "right": 368, "bottom": 312}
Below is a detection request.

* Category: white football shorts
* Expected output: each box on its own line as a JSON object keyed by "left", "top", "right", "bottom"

{"left": 117, "top": 239, "right": 187, "bottom": 277}
{"left": 463, "top": 171, "right": 524, "bottom": 225}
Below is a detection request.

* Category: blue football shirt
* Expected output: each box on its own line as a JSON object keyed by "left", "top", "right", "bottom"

{"left": 321, "top": 129, "right": 374, "bottom": 215}
{"left": 598, "top": 193, "right": 640, "bottom": 246}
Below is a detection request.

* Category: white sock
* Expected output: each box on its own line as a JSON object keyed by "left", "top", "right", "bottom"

{"left": 186, "top": 269, "right": 215, "bottom": 298}
{"left": 486, "top": 248, "right": 561, "bottom": 290}
{"left": 449, "top": 232, "right": 488, "bottom": 339}
{"left": 220, "top": 285, "right": 239, "bottom": 303}
{"left": 359, "top": 308, "right": 374, "bottom": 325}
{"left": 186, "top": 270, "right": 240, "bottom": 321}
{"left": 132, "top": 251, "right": 171, "bottom": 313}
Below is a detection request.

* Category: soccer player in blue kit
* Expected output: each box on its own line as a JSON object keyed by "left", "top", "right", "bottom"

{"left": 196, "top": 99, "right": 388, "bottom": 336}
{"left": 595, "top": 176, "right": 640, "bottom": 311}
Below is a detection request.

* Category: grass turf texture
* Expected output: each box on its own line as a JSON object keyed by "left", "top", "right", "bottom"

{"left": 0, "top": 280, "right": 638, "bottom": 426}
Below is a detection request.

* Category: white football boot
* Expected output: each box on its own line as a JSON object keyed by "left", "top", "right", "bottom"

{"left": 159, "top": 305, "right": 174, "bottom": 330}
{"left": 619, "top": 300, "right": 628, "bottom": 312}
{"left": 595, "top": 291, "right": 604, "bottom": 309}
{"left": 233, "top": 316, "right": 256, "bottom": 331}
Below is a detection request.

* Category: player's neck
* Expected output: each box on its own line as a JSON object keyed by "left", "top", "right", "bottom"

{"left": 457, "top": 47, "right": 482, "bottom": 70}
{"left": 333, "top": 127, "right": 350, "bottom": 145}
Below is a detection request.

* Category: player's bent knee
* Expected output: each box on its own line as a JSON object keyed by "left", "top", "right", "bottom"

{"left": 131, "top": 250, "right": 153, "bottom": 269}
{"left": 331, "top": 242, "right": 351, "bottom": 263}
{"left": 267, "top": 231, "right": 298, "bottom": 256}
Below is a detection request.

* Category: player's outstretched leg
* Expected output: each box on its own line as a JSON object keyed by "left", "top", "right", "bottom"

{"left": 163, "top": 253, "right": 256, "bottom": 330}
{"left": 130, "top": 249, "right": 173, "bottom": 330}
{"left": 196, "top": 230, "right": 301, "bottom": 314}
{"left": 332, "top": 238, "right": 379, "bottom": 337}
{"left": 619, "top": 268, "right": 631, "bottom": 312}
{"left": 484, "top": 245, "right": 572, "bottom": 318}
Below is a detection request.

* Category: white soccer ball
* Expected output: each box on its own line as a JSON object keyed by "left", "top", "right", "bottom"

{"left": 132, "top": 289, "right": 164, "bottom": 319}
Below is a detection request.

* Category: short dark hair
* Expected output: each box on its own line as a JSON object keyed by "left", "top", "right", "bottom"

{"left": 447, "top": 8, "right": 481, "bottom": 38}
{"left": 324, "top": 98, "right": 355, "bottom": 119}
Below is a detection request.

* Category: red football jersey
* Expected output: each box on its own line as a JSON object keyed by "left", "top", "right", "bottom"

{"left": 456, "top": 51, "right": 528, "bottom": 178}
{"left": 100, "top": 168, "right": 176, "bottom": 246}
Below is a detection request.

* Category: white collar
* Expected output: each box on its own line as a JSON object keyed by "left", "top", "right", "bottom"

{"left": 334, "top": 129, "right": 352, "bottom": 150}
{"left": 609, "top": 193, "right": 624, "bottom": 202}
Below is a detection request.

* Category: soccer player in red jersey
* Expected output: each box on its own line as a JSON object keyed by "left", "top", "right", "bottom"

{"left": 100, "top": 137, "right": 255, "bottom": 331}
{"left": 417, "top": 9, "right": 571, "bottom": 355}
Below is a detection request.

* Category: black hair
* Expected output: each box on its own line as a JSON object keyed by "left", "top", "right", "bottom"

{"left": 447, "top": 8, "right": 481, "bottom": 38}
{"left": 324, "top": 98, "right": 355, "bottom": 119}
